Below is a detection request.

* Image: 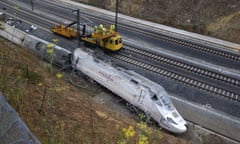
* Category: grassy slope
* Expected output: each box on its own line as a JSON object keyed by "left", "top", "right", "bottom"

{"left": 206, "top": 10, "right": 240, "bottom": 42}
{"left": 0, "top": 37, "right": 189, "bottom": 144}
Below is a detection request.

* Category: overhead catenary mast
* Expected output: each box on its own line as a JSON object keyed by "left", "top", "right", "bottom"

{"left": 72, "top": 9, "right": 80, "bottom": 47}
{"left": 115, "top": 0, "right": 119, "bottom": 32}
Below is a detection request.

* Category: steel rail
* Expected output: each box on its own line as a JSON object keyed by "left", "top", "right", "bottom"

{"left": 2, "top": 0, "right": 239, "bottom": 102}
{"left": 122, "top": 45, "right": 240, "bottom": 88}
{"left": 36, "top": 0, "right": 240, "bottom": 63}
{"left": 111, "top": 53, "right": 240, "bottom": 102}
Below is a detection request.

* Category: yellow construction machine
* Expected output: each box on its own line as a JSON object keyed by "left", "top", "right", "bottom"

{"left": 50, "top": 22, "right": 122, "bottom": 51}
{"left": 81, "top": 24, "right": 122, "bottom": 51}
{"left": 50, "top": 22, "right": 77, "bottom": 38}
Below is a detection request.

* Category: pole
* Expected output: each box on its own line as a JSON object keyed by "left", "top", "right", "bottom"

{"left": 72, "top": 9, "right": 80, "bottom": 47}
{"left": 77, "top": 9, "right": 80, "bottom": 47}
{"left": 31, "top": 0, "right": 34, "bottom": 11}
{"left": 115, "top": 0, "right": 119, "bottom": 32}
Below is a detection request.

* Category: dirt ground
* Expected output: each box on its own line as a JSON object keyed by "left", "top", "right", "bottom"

{"left": 0, "top": 38, "right": 192, "bottom": 143}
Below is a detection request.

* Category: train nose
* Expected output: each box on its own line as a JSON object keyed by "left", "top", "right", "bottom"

{"left": 172, "top": 123, "right": 187, "bottom": 134}
{"left": 171, "top": 124, "right": 187, "bottom": 134}
{"left": 161, "top": 120, "right": 187, "bottom": 133}
{"left": 178, "top": 124, "right": 187, "bottom": 133}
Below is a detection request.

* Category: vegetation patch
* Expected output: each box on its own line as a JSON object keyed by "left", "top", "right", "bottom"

{"left": 206, "top": 11, "right": 240, "bottom": 33}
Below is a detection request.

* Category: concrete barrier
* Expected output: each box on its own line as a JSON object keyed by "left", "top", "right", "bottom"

{"left": 171, "top": 96, "right": 240, "bottom": 142}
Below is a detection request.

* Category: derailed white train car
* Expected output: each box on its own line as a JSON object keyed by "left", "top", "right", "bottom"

{"left": 72, "top": 48, "right": 187, "bottom": 133}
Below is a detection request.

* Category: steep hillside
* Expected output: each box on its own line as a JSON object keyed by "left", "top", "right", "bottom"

{"left": 75, "top": 0, "right": 240, "bottom": 43}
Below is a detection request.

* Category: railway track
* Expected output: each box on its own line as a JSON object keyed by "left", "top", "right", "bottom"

{"left": 122, "top": 26, "right": 240, "bottom": 63}
{"left": 17, "top": 0, "right": 240, "bottom": 65}
{"left": 111, "top": 52, "right": 240, "bottom": 102}
{"left": 122, "top": 45, "right": 240, "bottom": 88}
{"left": 53, "top": 3, "right": 240, "bottom": 64}
{"left": 2, "top": 0, "right": 240, "bottom": 102}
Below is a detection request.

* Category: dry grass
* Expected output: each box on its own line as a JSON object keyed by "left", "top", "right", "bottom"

{"left": 205, "top": 10, "right": 240, "bottom": 43}
{"left": 206, "top": 11, "right": 240, "bottom": 34}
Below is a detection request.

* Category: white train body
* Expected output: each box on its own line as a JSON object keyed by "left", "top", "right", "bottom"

{"left": 72, "top": 48, "right": 187, "bottom": 133}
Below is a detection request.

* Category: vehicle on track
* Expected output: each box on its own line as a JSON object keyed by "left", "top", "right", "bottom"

{"left": 72, "top": 48, "right": 187, "bottom": 133}
{"left": 50, "top": 23, "right": 122, "bottom": 51}
{"left": 50, "top": 21, "right": 77, "bottom": 38}
{"left": 81, "top": 24, "right": 122, "bottom": 51}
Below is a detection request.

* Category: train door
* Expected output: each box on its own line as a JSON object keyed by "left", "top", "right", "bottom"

{"left": 136, "top": 86, "right": 148, "bottom": 111}
{"left": 136, "top": 86, "right": 153, "bottom": 120}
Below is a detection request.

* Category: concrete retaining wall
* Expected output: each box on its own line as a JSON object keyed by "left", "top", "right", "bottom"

{"left": 171, "top": 96, "right": 240, "bottom": 142}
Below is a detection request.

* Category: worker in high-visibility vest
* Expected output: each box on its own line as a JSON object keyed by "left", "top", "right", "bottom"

{"left": 110, "top": 25, "right": 115, "bottom": 33}
{"left": 94, "top": 25, "right": 98, "bottom": 32}
{"left": 99, "top": 24, "right": 104, "bottom": 32}
{"left": 102, "top": 27, "right": 106, "bottom": 35}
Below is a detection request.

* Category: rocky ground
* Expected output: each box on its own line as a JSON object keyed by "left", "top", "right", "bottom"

{"left": 74, "top": 0, "right": 240, "bottom": 43}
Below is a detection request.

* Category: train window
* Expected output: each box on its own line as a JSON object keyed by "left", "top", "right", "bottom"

{"left": 130, "top": 79, "right": 138, "bottom": 84}
{"left": 115, "top": 40, "right": 118, "bottom": 45}
{"left": 35, "top": 42, "right": 45, "bottom": 51}
{"left": 160, "top": 96, "right": 174, "bottom": 110}
{"left": 110, "top": 40, "right": 113, "bottom": 44}
{"left": 167, "top": 117, "right": 177, "bottom": 125}
{"left": 172, "top": 112, "right": 179, "bottom": 118}
{"left": 119, "top": 38, "right": 122, "bottom": 43}
{"left": 151, "top": 95, "right": 158, "bottom": 101}
{"left": 161, "top": 96, "right": 171, "bottom": 105}
{"left": 151, "top": 95, "right": 162, "bottom": 106}
{"left": 94, "top": 58, "right": 100, "bottom": 63}
{"left": 156, "top": 101, "right": 162, "bottom": 106}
